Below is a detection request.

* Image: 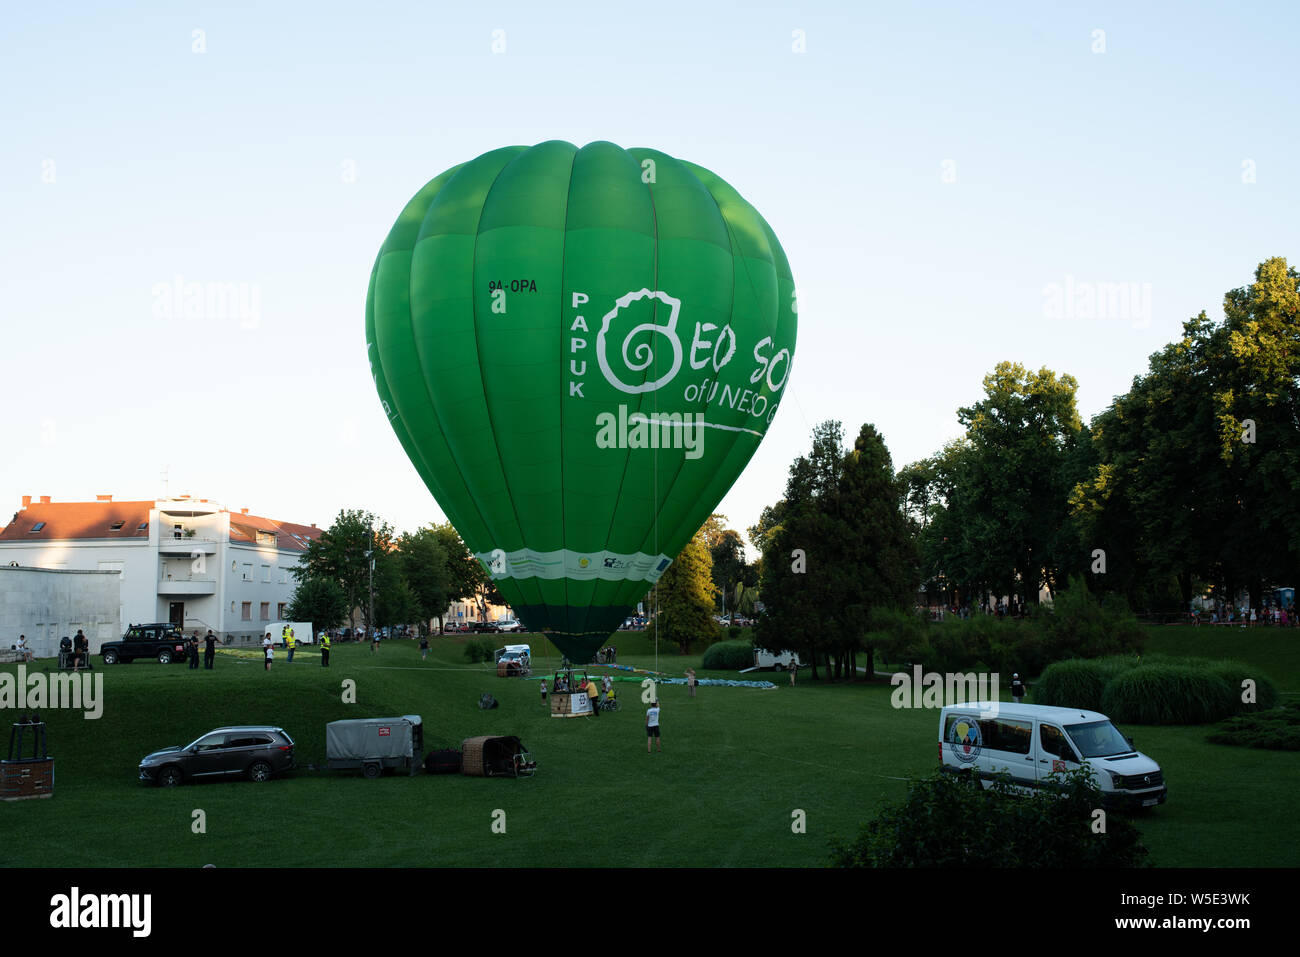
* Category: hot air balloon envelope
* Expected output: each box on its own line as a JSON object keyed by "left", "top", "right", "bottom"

{"left": 367, "top": 141, "right": 796, "bottom": 662}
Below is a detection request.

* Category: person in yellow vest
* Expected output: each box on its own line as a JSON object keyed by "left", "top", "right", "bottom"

{"left": 320, "top": 631, "right": 331, "bottom": 667}
{"left": 285, "top": 625, "right": 296, "bottom": 663}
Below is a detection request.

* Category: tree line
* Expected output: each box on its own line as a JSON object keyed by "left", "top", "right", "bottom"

{"left": 286, "top": 510, "right": 503, "bottom": 635}
{"left": 746, "top": 257, "right": 1299, "bottom": 677}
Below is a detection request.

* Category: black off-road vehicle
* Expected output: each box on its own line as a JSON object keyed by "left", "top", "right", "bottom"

{"left": 101, "top": 623, "right": 191, "bottom": 665}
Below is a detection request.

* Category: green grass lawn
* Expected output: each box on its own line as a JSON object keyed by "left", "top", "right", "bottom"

{"left": 1, "top": 633, "right": 1296, "bottom": 867}
{"left": 1139, "top": 624, "right": 1300, "bottom": 689}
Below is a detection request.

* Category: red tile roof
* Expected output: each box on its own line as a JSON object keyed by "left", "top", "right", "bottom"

{"left": 226, "top": 512, "right": 321, "bottom": 552}
{"left": 0, "top": 501, "right": 153, "bottom": 541}
{"left": 0, "top": 499, "right": 322, "bottom": 551}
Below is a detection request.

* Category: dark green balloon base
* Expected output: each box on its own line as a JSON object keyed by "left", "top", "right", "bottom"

{"left": 516, "top": 603, "right": 631, "bottom": 664}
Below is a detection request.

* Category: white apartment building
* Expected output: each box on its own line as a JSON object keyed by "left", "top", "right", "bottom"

{"left": 0, "top": 495, "right": 321, "bottom": 643}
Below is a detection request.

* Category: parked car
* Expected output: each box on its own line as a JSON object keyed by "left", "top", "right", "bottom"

{"left": 939, "top": 702, "right": 1166, "bottom": 810}
{"left": 468, "top": 621, "right": 502, "bottom": 634}
{"left": 139, "top": 726, "right": 296, "bottom": 786}
{"left": 494, "top": 644, "right": 532, "bottom": 665}
{"left": 101, "top": 623, "right": 190, "bottom": 665}
{"left": 496, "top": 619, "right": 523, "bottom": 633}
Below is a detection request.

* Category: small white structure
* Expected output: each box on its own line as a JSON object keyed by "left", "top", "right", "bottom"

{"left": 0, "top": 565, "right": 121, "bottom": 659}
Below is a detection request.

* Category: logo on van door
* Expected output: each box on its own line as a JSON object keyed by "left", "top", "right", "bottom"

{"left": 949, "top": 719, "right": 982, "bottom": 763}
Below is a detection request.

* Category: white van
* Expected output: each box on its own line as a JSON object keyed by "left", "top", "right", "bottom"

{"left": 753, "top": 647, "right": 802, "bottom": 670}
{"left": 939, "top": 702, "right": 1166, "bottom": 810}
{"left": 494, "top": 644, "right": 531, "bottom": 664}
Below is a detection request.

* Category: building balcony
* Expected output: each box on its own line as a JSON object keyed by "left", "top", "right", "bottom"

{"left": 157, "top": 577, "right": 217, "bottom": 596}
{"left": 158, "top": 538, "right": 218, "bottom": 555}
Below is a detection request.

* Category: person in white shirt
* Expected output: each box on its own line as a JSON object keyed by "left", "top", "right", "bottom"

{"left": 645, "top": 700, "right": 662, "bottom": 753}
{"left": 17, "top": 634, "right": 32, "bottom": 662}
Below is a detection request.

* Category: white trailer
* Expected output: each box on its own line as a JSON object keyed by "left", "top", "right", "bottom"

{"left": 753, "top": 647, "right": 803, "bottom": 670}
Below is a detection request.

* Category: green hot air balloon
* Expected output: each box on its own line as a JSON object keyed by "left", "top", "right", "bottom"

{"left": 367, "top": 141, "right": 796, "bottom": 663}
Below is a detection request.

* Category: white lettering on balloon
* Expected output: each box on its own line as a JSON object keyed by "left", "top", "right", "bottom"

{"left": 569, "top": 293, "right": 590, "bottom": 398}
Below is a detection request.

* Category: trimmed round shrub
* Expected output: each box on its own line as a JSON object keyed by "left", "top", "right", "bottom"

{"left": 1205, "top": 661, "right": 1280, "bottom": 712}
{"left": 463, "top": 638, "right": 495, "bottom": 664}
{"left": 1033, "top": 659, "right": 1114, "bottom": 712}
{"left": 1100, "top": 665, "right": 1238, "bottom": 724}
{"left": 703, "top": 639, "right": 756, "bottom": 671}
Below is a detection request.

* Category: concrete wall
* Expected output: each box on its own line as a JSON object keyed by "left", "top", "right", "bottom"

{"left": 0, "top": 566, "right": 122, "bottom": 658}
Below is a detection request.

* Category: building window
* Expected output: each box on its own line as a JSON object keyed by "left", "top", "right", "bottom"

{"left": 109, "top": 521, "right": 125, "bottom": 531}
{"left": 29, "top": 522, "right": 45, "bottom": 532}
{"left": 260, "top": 602, "right": 270, "bottom": 620}
{"left": 138, "top": 522, "right": 149, "bottom": 531}
{"left": 278, "top": 603, "right": 287, "bottom": 619}
{"left": 241, "top": 563, "right": 253, "bottom": 582}
{"left": 256, "top": 531, "right": 276, "bottom": 546}
{"left": 241, "top": 602, "right": 252, "bottom": 621}
{"left": 279, "top": 567, "right": 290, "bottom": 585}
{"left": 262, "top": 564, "right": 271, "bottom": 583}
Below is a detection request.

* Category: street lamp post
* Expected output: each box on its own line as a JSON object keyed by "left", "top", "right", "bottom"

{"left": 366, "top": 528, "right": 375, "bottom": 639}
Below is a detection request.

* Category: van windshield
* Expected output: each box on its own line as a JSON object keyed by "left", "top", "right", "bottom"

{"left": 1064, "top": 720, "right": 1133, "bottom": 758}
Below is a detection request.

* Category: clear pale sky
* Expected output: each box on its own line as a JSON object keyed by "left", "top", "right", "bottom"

{"left": 3, "top": 1, "right": 1296, "bottom": 548}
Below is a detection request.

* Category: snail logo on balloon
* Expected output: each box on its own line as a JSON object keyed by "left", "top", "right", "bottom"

{"left": 594, "top": 289, "right": 685, "bottom": 394}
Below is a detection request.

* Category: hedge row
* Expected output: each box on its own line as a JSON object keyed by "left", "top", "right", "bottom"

{"left": 1034, "top": 655, "right": 1279, "bottom": 724}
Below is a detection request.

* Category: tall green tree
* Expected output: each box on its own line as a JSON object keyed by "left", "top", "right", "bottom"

{"left": 295, "top": 509, "right": 398, "bottom": 634}
{"left": 1075, "top": 258, "right": 1300, "bottom": 610}
{"left": 917, "top": 363, "right": 1083, "bottom": 609}
{"left": 286, "top": 576, "right": 350, "bottom": 630}
{"left": 399, "top": 526, "right": 452, "bottom": 634}
{"left": 756, "top": 420, "right": 918, "bottom": 680}
{"left": 648, "top": 526, "right": 718, "bottom": 653}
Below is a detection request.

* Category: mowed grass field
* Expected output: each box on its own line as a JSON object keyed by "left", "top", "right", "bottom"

{"left": 1, "top": 630, "right": 1296, "bottom": 868}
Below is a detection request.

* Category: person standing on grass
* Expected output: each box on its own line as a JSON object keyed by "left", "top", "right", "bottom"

{"left": 188, "top": 631, "right": 201, "bottom": 670}
{"left": 646, "top": 700, "right": 662, "bottom": 753}
{"left": 686, "top": 668, "right": 697, "bottom": 699}
{"left": 320, "top": 631, "right": 331, "bottom": 667}
{"left": 263, "top": 632, "right": 273, "bottom": 671}
{"left": 204, "top": 630, "right": 216, "bottom": 670}
{"left": 420, "top": 633, "right": 430, "bottom": 661}
{"left": 789, "top": 656, "right": 797, "bottom": 688}
{"left": 73, "top": 630, "right": 89, "bottom": 672}
{"left": 1010, "top": 673, "right": 1026, "bottom": 704}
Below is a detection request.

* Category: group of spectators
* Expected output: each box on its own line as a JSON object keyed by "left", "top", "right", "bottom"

{"left": 928, "top": 600, "right": 1026, "bottom": 621}
{"left": 1195, "top": 603, "right": 1297, "bottom": 626}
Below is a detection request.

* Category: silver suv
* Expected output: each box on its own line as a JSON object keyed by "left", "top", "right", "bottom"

{"left": 139, "top": 726, "right": 296, "bottom": 786}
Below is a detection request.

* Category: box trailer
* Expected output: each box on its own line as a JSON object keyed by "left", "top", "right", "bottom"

{"left": 326, "top": 715, "right": 424, "bottom": 778}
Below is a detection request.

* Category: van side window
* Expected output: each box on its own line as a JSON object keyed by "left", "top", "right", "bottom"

{"left": 1040, "top": 724, "right": 1075, "bottom": 761}
{"left": 980, "top": 718, "right": 1032, "bottom": 754}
